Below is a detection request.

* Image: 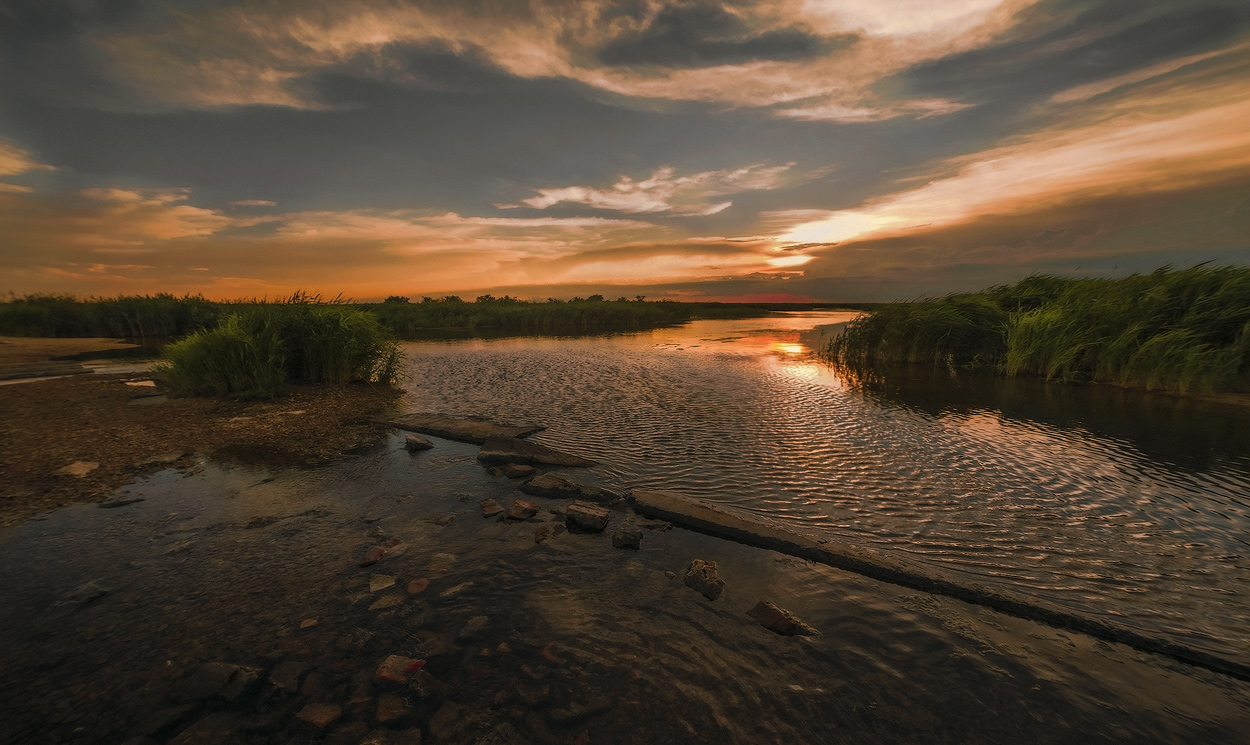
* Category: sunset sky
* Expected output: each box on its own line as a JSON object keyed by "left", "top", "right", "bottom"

{"left": 1, "top": 0, "right": 1249, "bottom": 301}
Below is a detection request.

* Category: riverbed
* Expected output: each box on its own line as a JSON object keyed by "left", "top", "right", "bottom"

{"left": 1, "top": 311, "right": 1248, "bottom": 744}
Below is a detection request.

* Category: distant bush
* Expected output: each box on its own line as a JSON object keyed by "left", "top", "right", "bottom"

{"left": 825, "top": 266, "right": 1250, "bottom": 394}
{"left": 159, "top": 297, "right": 400, "bottom": 397}
{"left": 0, "top": 293, "right": 220, "bottom": 338}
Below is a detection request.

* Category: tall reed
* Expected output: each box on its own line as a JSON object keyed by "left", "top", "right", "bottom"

{"left": 825, "top": 266, "right": 1250, "bottom": 394}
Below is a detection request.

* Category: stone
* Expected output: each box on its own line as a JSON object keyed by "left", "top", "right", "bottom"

{"left": 56, "top": 460, "right": 99, "bottom": 477}
{"left": 370, "top": 594, "right": 404, "bottom": 611}
{"left": 172, "top": 662, "right": 261, "bottom": 703}
{"left": 477, "top": 436, "right": 596, "bottom": 467}
{"left": 375, "top": 693, "right": 411, "bottom": 724}
{"left": 300, "top": 618, "right": 318, "bottom": 629}
{"left": 747, "top": 600, "right": 820, "bottom": 636}
{"left": 506, "top": 499, "right": 538, "bottom": 521}
{"left": 99, "top": 497, "right": 145, "bottom": 509}
{"left": 167, "top": 712, "right": 243, "bottom": 745}
{"left": 477, "top": 722, "right": 531, "bottom": 745}
{"left": 519, "top": 472, "right": 619, "bottom": 502}
{"left": 370, "top": 574, "right": 396, "bottom": 592}
{"left": 361, "top": 728, "right": 423, "bottom": 745}
{"left": 565, "top": 501, "right": 610, "bottom": 533}
{"left": 501, "top": 463, "right": 536, "bottom": 478}
{"left": 548, "top": 694, "right": 613, "bottom": 724}
{"left": 683, "top": 559, "right": 724, "bottom": 600}
{"left": 429, "top": 701, "right": 465, "bottom": 740}
{"left": 612, "top": 528, "right": 642, "bottom": 549}
{"left": 439, "top": 581, "right": 474, "bottom": 598}
{"left": 375, "top": 655, "right": 419, "bottom": 686}
{"left": 405, "top": 433, "right": 435, "bottom": 451}
{"left": 515, "top": 682, "right": 550, "bottom": 706}
{"left": 294, "top": 703, "right": 341, "bottom": 732}
{"left": 385, "top": 412, "right": 545, "bottom": 444}
{"left": 480, "top": 499, "right": 504, "bottom": 518}
{"left": 664, "top": 571, "right": 676, "bottom": 580}
{"left": 457, "top": 615, "right": 489, "bottom": 641}
{"left": 431, "top": 512, "right": 456, "bottom": 526}
{"left": 360, "top": 546, "right": 387, "bottom": 567}
{"left": 135, "top": 705, "right": 195, "bottom": 737}
{"left": 641, "top": 520, "right": 673, "bottom": 531}
{"left": 407, "top": 669, "right": 445, "bottom": 699}
{"left": 327, "top": 721, "right": 371, "bottom": 745}
{"left": 533, "top": 524, "right": 552, "bottom": 543}
{"left": 269, "top": 660, "right": 307, "bottom": 692}
{"left": 407, "top": 578, "right": 430, "bottom": 594}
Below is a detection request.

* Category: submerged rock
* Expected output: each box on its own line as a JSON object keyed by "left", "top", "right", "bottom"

{"left": 477, "top": 722, "right": 530, "bottom": 745}
{"left": 173, "top": 662, "right": 261, "bottom": 703}
{"left": 502, "top": 463, "right": 536, "bottom": 478}
{"left": 375, "top": 655, "right": 419, "bottom": 686}
{"left": 385, "top": 412, "right": 545, "bottom": 444}
{"left": 519, "top": 472, "right": 619, "bottom": 502}
{"left": 477, "top": 436, "right": 596, "bottom": 467}
{"left": 507, "top": 499, "right": 539, "bottom": 521}
{"left": 404, "top": 434, "right": 434, "bottom": 452}
{"left": 481, "top": 499, "right": 504, "bottom": 518}
{"left": 612, "top": 528, "right": 642, "bottom": 549}
{"left": 683, "top": 559, "right": 724, "bottom": 600}
{"left": 375, "top": 693, "right": 411, "bottom": 725}
{"left": 565, "top": 501, "right": 610, "bottom": 533}
{"left": 294, "top": 703, "right": 341, "bottom": 732}
{"left": 167, "top": 712, "right": 243, "bottom": 745}
{"left": 370, "top": 574, "right": 396, "bottom": 592}
{"left": 747, "top": 600, "right": 820, "bottom": 636}
{"left": 428, "top": 701, "right": 466, "bottom": 740}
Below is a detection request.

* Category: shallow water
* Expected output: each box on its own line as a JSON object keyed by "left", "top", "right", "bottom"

{"left": 2, "top": 312, "right": 1249, "bottom": 744}
{"left": 400, "top": 312, "right": 1250, "bottom": 666}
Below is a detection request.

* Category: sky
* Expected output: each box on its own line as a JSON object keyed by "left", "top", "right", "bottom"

{"left": 1, "top": 0, "right": 1248, "bottom": 302}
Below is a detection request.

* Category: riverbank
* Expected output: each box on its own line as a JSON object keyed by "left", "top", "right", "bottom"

{"left": 0, "top": 373, "right": 401, "bottom": 526}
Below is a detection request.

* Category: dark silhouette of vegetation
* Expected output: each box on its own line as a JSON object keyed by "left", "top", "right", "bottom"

{"left": 158, "top": 294, "right": 401, "bottom": 397}
{"left": 825, "top": 266, "right": 1250, "bottom": 394}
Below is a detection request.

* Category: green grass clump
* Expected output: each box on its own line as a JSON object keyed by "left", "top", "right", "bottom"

{"left": 159, "top": 296, "right": 400, "bottom": 397}
{"left": 825, "top": 265, "right": 1250, "bottom": 394}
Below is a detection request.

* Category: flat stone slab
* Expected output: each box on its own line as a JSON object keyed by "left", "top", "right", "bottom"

{"left": 565, "top": 500, "right": 610, "bottom": 532}
{"left": 477, "top": 436, "right": 596, "bottom": 467}
{"left": 629, "top": 489, "right": 1250, "bottom": 681}
{"left": 383, "top": 412, "right": 545, "bottom": 444}
{"left": 519, "top": 472, "right": 618, "bottom": 500}
{"left": 748, "top": 600, "right": 819, "bottom": 636}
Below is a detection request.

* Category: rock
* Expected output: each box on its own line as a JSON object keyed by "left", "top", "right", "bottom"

{"left": 683, "top": 559, "right": 724, "bottom": 600}
{"left": 300, "top": 671, "right": 328, "bottom": 699}
{"left": 641, "top": 520, "right": 673, "bottom": 531}
{"left": 99, "top": 497, "right": 145, "bottom": 509}
{"left": 518, "top": 472, "right": 619, "bottom": 502}
{"left": 370, "top": 594, "right": 404, "bottom": 611}
{"left": 548, "top": 694, "right": 613, "bottom": 724}
{"left": 477, "top": 436, "right": 596, "bottom": 467}
{"left": 173, "top": 662, "right": 261, "bottom": 703}
{"left": 747, "top": 600, "right": 820, "bottom": 636}
{"left": 612, "top": 528, "right": 642, "bottom": 549}
{"left": 269, "top": 660, "right": 307, "bottom": 693}
{"left": 167, "top": 712, "right": 243, "bottom": 745}
{"left": 407, "top": 578, "right": 430, "bottom": 594}
{"left": 62, "top": 580, "right": 110, "bottom": 605}
{"left": 404, "top": 434, "right": 435, "bottom": 451}
{"left": 506, "top": 499, "right": 539, "bottom": 521}
{"left": 407, "top": 669, "right": 445, "bottom": 699}
{"left": 360, "top": 546, "right": 386, "bottom": 566}
{"left": 294, "top": 703, "right": 341, "bottom": 732}
{"left": 564, "top": 501, "right": 610, "bottom": 533}
{"left": 431, "top": 512, "right": 456, "bottom": 526}
{"left": 375, "top": 693, "right": 411, "bottom": 724}
{"left": 501, "top": 464, "right": 536, "bottom": 478}
{"left": 370, "top": 574, "right": 396, "bottom": 592}
{"left": 477, "top": 722, "right": 531, "bottom": 745}
{"left": 56, "top": 460, "right": 99, "bottom": 477}
{"left": 457, "top": 615, "right": 490, "bottom": 641}
{"left": 327, "top": 721, "right": 371, "bottom": 745}
{"left": 407, "top": 432, "right": 437, "bottom": 450}
{"left": 428, "top": 700, "right": 465, "bottom": 740}
{"left": 135, "top": 705, "right": 195, "bottom": 737}
{"left": 385, "top": 412, "right": 545, "bottom": 444}
{"left": 300, "top": 618, "right": 318, "bottom": 629}
{"left": 361, "top": 728, "right": 423, "bottom": 745}
{"left": 480, "top": 499, "right": 504, "bottom": 518}
{"left": 439, "top": 581, "right": 475, "bottom": 598}
{"left": 515, "top": 682, "right": 550, "bottom": 706}
{"left": 375, "top": 655, "right": 420, "bottom": 686}
{"left": 664, "top": 571, "right": 676, "bottom": 580}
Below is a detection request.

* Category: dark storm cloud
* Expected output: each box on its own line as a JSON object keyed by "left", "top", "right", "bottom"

{"left": 597, "top": 0, "right": 849, "bottom": 68}
{"left": 901, "top": 0, "right": 1250, "bottom": 102}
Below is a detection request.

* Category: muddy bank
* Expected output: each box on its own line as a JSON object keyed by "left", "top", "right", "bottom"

{"left": 0, "top": 374, "right": 401, "bottom": 526}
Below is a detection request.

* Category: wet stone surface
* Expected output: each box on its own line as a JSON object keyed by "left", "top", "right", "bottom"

{"left": 0, "top": 433, "right": 1249, "bottom": 745}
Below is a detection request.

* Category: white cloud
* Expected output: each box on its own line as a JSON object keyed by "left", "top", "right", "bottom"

{"left": 511, "top": 163, "right": 795, "bottom": 215}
